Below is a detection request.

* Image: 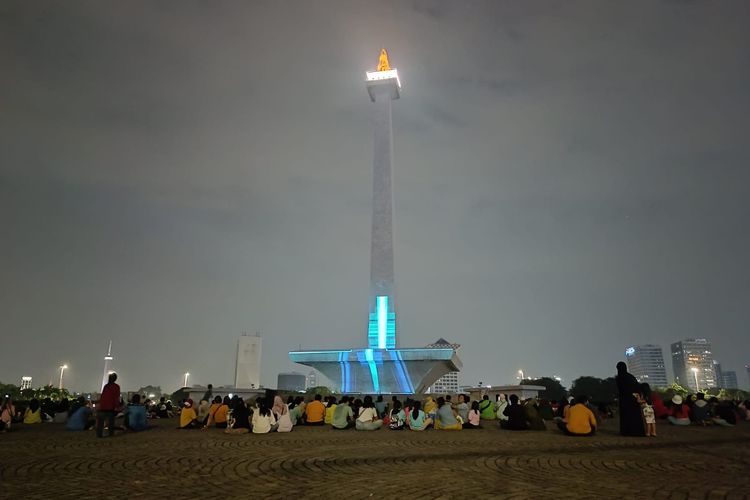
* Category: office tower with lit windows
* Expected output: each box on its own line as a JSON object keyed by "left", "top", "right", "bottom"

{"left": 671, "top": 338, "right": 717, "bottom": 392}
{"left": 624, "top": 344, "right": 668, "bottom": 387}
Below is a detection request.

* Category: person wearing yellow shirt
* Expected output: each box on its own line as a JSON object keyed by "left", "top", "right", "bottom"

{"left": 204, "top": 396, "right": 229, "bottom": 429}
{"left": 304, "top": 394, "right": 326, "bottom": 425}
{"left": 558, "top": 395, "right": 597, "bottom": 436}
{"left": 23, "top": 399, "right": 42, "bottom": 424}
{"left": 179, "top": 399, "right": 200, "bottom": 429}
{"left": 324, "top": 397, "right": 338, "bottom": 425}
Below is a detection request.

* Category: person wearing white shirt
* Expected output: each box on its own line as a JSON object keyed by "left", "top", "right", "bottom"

{"left": 355, "top": 396, "right": 383, "bottom": 431}
{"left": 252, "top": 400, "right": 277, "bottom": 434}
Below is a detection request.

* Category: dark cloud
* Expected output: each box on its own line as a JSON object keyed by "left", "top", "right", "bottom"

{"left": 1, "top": 0, "right": 749, "bottom": 392}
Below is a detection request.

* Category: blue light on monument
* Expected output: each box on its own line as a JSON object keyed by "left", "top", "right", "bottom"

{"left": 378, "top": 296, "right": 387, "bottom": 348}
{"left": 368, "top": 295, "right": 396, "bottom": 350}
{"left": 364, "top": 348, "right": 380, "bottom": 393}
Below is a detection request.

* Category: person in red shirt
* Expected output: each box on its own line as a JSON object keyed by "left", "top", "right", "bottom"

{"left": 97, "top": 372, "right": 122, "bottom": 438}
{"left": 667, "top": 395, "right": 690, "bottom": 426}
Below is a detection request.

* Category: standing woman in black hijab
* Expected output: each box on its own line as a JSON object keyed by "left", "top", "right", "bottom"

{"left": 615, "top": 361, "right": 645, "bottom": 436}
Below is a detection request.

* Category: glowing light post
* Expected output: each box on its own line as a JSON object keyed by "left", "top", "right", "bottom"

{"left": 517, "top": 369, "right": 525, "bottom": 381}
{"left": 58, "top": 364, "right": 68, "bottom": 390}
{"left": 691, "top": 367, "right": 700, "bottom": 392}
{"left": 183, "top": 372, "right": 190, "bottom": 388}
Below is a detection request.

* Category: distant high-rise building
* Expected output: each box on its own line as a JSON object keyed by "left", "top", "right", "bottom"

{"left": 20, "top": 376, "right": 32, "bottom": 390}
{"left": 235, "top": 333, "right": 262, "bottom": 389}
{"left": 426, "top": 339, "right": 461, "bottom": 394}
{"left": 671, "top": 339, "right": 717, "bottom": 392}
{"left": 306, "top": 370, "right": 317, "bottom": 389}
{"left": 277, "top": 372, "right": 306, "bottom": 392}
{"left": 721, "top": 371, "right": 738, "bottom": 390}
{"left": 624, "top": 344, "right": 668, "bottom": 387}
{"left": 713, "top": 361, "right": 723, "bottom": 387}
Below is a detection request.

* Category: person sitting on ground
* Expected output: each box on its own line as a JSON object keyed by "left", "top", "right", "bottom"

{"left": 41, "top": 397, "right": 55, "bottom": 422}
{"left": 538, "top": 399, "right": 554, "bottom": 421}
{"left": 557, "top": 395, "right": 597, "bottom": 436}
{"left": 406, "top": 401, "right": 432, "bottom": 431}
{"left": 325, "top": 397, "right": 338, "bottom": 425}
{"left": 479, "top": 395, "right": 495, "bottom": 420}
{"left": 1, "top": 396, "right": 17, "bottom": 432}
{"left": 554, "top": 397, "right": 569, "bottom": 423}
{"left": 651, "top": 392, "right": 669, "bottom": 419}
{"left": 332, "top": 396, "right": 355, "bottom": 430}
{"left": 690, "top": 393, "right": 712, "bottom": 426}
{"left": 179, "top": 399, "right": 201, "bottom": 429}
{"left": 24, "top": 398, "right": 42, "bottom": 424}
{"left": 124, "top": 394, "right": 149, "bottom": 431}
{"left": 463, "top": 401, "right": 481, "bottom": 429}
{"left": 196, "top": 399, "right": 210, "bottom": 426}
{"left": 155, "top": 397, "right": 173, "bottom": 419}
{"left": 495, "top": 394, "right": 509, "bottom": 424}
{"left": 225, "top": 398, "right": 251, "bottom": 434}
{"left": 739, "top": 401, "right": 750, "bottom": 421}
{"left": 388, "top": 400, "right": 405, "bottom": 430}
{"left": 374, "top": 395, "right": 387, "bottom": 418}
{"left": 423, "top": 396, "right": 437, "bottom": 421}
{"left": 434, "top": 397, "right": 462, "bottom": 430}
{"left": 53, "top": 398, "right": 70, "bottom": 423}
{"left": 304, "top": 394, "right": 326, "bottom": 426}
{"left": 204, "top": 396, "right": 225, "bottom": 429}
{"left": 710, "top": 397, "right": 735, "bottom": 427}
{"left": 667, "top": 395, "right": 691, "bottom": 425}
{"left": 289, "top": 399, "right": 307, "bottom": 425}
{"left": 501, "top": 395, "right": 528, "bottom": 430}
{"left": 272, "top": 396, "right": 293, "bottom": 433}
{"left": 67, "top": 399, "right": 95, "bottom": 431}
{"left": 455, "top": 394, "right": 469, "bottom": 423}
{"left": 252, "top": 398, "right": 277, "bottom": 434}
{"left": 524, "top": 398, "right": 546, "bottom": 431}
{"left": 356, "top": 395, "right": 383, "bottom": 431}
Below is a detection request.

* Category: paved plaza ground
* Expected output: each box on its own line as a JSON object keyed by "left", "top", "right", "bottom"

{"left": 3, "top": 418, "right": 750, "bottom": 499}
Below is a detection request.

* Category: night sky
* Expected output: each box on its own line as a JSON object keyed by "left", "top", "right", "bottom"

{"left": 2, "top": 1, "right": 749, "bottom": 393}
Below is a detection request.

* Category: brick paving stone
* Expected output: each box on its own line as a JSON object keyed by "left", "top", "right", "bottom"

{"left": 2, "top": 418, "right": 749, "bottom": 499}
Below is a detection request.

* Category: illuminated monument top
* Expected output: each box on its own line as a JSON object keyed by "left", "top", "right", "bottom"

{"left": 289, "top": 50, "right": 461, "bottom": 394}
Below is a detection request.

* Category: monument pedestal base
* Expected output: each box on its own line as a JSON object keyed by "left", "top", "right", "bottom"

{"left": 289, "top": 348, "right": 461, "bottom": 394}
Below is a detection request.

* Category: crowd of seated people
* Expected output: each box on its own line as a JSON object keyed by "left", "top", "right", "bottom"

{"left": 5, "top": 384, "right": 750, "bottom": 439}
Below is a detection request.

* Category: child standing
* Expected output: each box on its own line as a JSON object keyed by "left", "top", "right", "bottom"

{"left": 637, "top": 393, "right": 656, "bottom": 437}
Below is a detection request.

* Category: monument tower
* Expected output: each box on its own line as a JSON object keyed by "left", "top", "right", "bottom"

{"left": 289, "top": 50, "right": 461, "bottom": 394}
{"left": 101, "top": 340, "right": 113, "bottom": 391}
{"left": 366, "top": 48, "right": 400, "bottom": 351}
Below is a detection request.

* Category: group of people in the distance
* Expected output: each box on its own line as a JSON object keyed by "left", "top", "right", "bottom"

{"left": 4, "top": 363, "right": 749, "bottom": 437}
{"left": 615, "top": 361, "right": 742, "bottom": 437}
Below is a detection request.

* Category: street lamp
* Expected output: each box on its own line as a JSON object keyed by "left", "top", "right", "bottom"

{"left": 691, "top": 367, "right": 700, "bottom": 392}
{"left": 183, "top": 372, "right": 190, "bottom": 388}
{"left": 518, "top": 369, "right": 525, "bottom": 381}
{"left": 58, "top": 365, "right": 68, "bottom": 390}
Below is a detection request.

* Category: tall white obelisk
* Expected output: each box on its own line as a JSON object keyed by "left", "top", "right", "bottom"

{"left": 101, "top": 340, "right": 113, "bottom": 391}
{"left": 365, "top": 49, "right": 401, "bottom": 350}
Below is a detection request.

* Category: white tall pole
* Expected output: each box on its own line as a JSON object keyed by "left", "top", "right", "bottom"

{"left": 58, "top": 365, "right": 68, "bottom": 390}
{"left": 184, "top": 372, "right": 190, "bottom": 388}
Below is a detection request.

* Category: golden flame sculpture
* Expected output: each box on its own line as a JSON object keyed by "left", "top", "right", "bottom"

{"left": 377, "top": 48, "right": 391, "bottom": 72}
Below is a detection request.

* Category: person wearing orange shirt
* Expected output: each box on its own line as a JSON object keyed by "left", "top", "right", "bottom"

{"left": 204, "top": 396, "right": 229, "bottom": 429}
{"left": 558, "top": 395, "right": 597, "bottom": 436}
{"left": 304, "top": 394, "right": 326, "bottom": 425}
